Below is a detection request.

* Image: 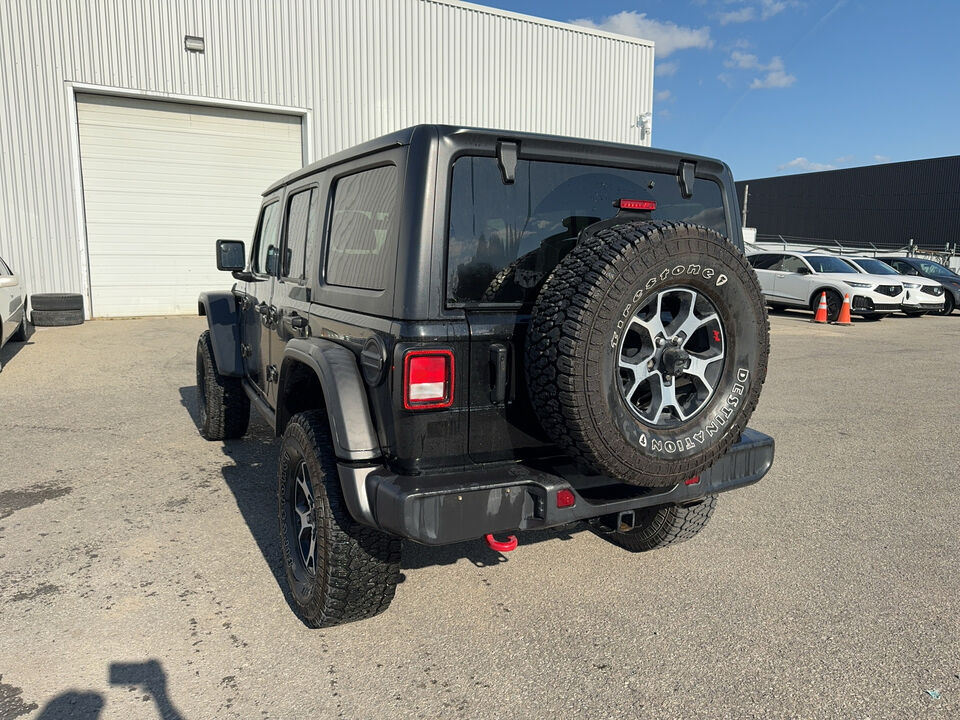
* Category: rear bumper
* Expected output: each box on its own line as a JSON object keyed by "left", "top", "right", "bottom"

{"left": 339, "top": 428, "right": 775, "bottom": 545}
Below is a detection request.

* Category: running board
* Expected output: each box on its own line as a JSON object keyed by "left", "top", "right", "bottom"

{"left": 242, "top": 379, "right": 276, "bottom": 432}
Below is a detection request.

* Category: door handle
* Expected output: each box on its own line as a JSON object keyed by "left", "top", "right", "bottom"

{"left": 489, "top": 343, "right": 508, "bottom": 404}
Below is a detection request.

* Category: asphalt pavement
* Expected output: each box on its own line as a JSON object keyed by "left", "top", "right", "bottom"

{"left": 1, "top": 310, "right": 958, "bottom": 719}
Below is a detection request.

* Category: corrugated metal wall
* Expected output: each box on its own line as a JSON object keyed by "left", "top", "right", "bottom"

{"left": 736, "top": 156, "right": 960, "bottom": 251}
{"left": 0, "top": 0, "right": 653, "bottom": 306}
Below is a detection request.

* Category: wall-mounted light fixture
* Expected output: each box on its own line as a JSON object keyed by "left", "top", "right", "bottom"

{"left": 184, "top": 35, "right": 205, "bottom": 53}
{"left": 636, "top": 112, "right": 652, "bottom": 144}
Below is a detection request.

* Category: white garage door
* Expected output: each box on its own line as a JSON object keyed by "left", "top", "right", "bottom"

{"left": 77, "top": 94, "right": 303, "bottom": 317}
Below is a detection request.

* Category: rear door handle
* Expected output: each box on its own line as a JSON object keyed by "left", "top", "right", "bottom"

{"left": 490, "top": 344, "right": 508, "bottom": 404}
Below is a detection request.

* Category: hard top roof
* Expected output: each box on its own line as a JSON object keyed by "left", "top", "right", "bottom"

{"left": 263, "top": 124, "right": 728, "bottom": 196}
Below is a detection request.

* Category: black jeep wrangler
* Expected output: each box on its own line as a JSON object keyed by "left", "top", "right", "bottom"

{"left": 197, "top": 125, "right": 774, "bottom": 627}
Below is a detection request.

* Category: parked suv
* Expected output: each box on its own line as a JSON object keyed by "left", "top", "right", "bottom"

{"left": 747, "top": 250, "right": 904, "bottom": 321}
{"left": 196, "top": 126, "right": 775, "bottom": 627}
{"left": 880, "top": 257, "right": 960, "bottom": 315}
{"left": 840, "top": 256, "right": 944, "bottom": 316}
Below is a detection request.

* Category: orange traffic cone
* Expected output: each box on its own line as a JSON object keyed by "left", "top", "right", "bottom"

{"left": 833, "top": 293, "right": 853, "bottom": 325}
{"left": 812, "top": 292, "right": 828, "bottom": 323}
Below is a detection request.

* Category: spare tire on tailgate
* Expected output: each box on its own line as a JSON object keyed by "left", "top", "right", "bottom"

{"left": 526, "top": 221, "right": 769, "bottom": 487}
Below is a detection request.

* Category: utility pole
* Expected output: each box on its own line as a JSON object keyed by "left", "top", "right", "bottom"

{"left": 741, "top": 184, "right": 749, "bottom": 227}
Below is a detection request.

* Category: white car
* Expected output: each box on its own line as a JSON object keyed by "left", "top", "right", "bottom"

{"left": 0, "top": 254, "right": 27, "bottom": 360}
{"left": 747, "top": 251, "right": 905, "bottom": 321}
{"left": 840, "top": 256, "right": 945, "bottom": 316}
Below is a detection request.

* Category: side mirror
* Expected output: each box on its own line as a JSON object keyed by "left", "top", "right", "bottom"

{"left": 216, "top": 239, "right": 246, "bottom": 271}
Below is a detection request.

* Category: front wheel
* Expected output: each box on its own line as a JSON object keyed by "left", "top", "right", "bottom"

{"left": 196, "top": 330, "right": 250, "bottom": 440}
{"left": 810, "top": 289, "right": 843, "bottom": 322}
{"left": 278, "top": 411, "right": 401, "bottom": 628}
{"left": 936, "top": 294, "right": 955, "bottom": 316}
{"left": 605, "top": 496, "right": 716, "bottom": 552}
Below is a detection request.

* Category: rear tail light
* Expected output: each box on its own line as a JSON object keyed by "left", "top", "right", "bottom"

{"left": 403, "top": 350, "right": 454, "bottom": 409}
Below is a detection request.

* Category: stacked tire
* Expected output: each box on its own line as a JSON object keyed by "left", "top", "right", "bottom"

{"left": 31, "top": 294, "right": 84, "bottom": 327}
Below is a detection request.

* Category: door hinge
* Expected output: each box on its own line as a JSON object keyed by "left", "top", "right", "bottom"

{"left": 266, "top": 364, "right": 279, "bottom": 383}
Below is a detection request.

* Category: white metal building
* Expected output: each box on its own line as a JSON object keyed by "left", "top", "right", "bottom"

{"left": 0, "top": 0, "right": 654, "bottom": 317}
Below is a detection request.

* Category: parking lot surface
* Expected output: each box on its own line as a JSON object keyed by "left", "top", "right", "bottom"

{"left": 1, "top": 311, "right": 958, "bottom": 719}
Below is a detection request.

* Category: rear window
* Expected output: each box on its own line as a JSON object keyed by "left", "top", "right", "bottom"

{"left": 446, "top": 157, "right": 727, "bottom": 304}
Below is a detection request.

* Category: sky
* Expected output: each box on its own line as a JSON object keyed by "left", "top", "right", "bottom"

{"left": 475, "top": 0, "right": 960, "bottom": 180}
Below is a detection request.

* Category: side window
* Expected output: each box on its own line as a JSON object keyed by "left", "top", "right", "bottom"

{"left": 779, "top": 256, "right": 807, "bottom": 273}
{"left": 326, "top": 165, "right": 399, "bottom": 291}
{"left": 748, "top": 254, "right": 780, "bottom": 270}
{"left": 281, "top": 188, "right": 317, "bottom": 281}
{"left": 253, "top": 202, "right": 281, "bottom": 276}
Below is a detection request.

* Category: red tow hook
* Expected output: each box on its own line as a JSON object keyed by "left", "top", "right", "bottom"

{"left": 484, "top": 533, "right": 518, "bottom": 552}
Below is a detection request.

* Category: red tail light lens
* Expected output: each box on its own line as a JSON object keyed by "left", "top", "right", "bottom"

{"left": 618, "top": 198, "right": 657, "bottom": 211}
{"left": 403, "top": 350, "right": 454, "bottom": 409}
{"left": 685, "top": 476, "right": 700, "bottom": 485}
{"left": 556, "top": 489, "right": 576, "bottom": 508}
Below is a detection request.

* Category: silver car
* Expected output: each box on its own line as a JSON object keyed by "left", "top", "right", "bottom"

{"left": 0, "top": 255, "right": 27, "bottom": 357}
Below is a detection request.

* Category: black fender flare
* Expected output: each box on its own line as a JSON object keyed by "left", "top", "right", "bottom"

{"left": 279, "top": 338, "right": 381, "bottom": 463}
{"left": 198, "top": 291, "right": 243, "bottom": 376}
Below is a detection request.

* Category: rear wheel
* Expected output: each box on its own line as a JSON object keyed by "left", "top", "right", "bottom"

{"left": 278, "top": 411, "right": 401, "bottom": 628}
{"left": 195, "top": 330, "right": 249, "bottom": 440}
{"left": 605, "top": 496, "right": 716, "bottom": 552}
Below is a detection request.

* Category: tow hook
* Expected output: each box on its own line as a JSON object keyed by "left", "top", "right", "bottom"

{"left": 484, "top": 534, "right": 518, "bottom": 552}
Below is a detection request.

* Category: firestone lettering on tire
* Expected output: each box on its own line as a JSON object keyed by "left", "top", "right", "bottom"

{"left": 612, "top": 265, "right": 726, "bottom": 348}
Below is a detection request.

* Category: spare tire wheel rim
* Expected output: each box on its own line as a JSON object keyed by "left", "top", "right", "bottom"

{"left": 617, "top": 286, "right": 725, "bottom": 428}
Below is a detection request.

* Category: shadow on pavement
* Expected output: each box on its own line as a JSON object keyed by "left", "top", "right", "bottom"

{"left": 34, "top": 658, "right": 182, "bottom": 720}
{"left": 109, "top": 659, "right": 184, "bottom": 720}
{"left": 35, "top": 691, "right": 104, "bottom": 719}
{"left": 178, "top": 384, "right": 288, "bottom": 594}
{"left": 0, "top": 337, "right": 32, "bottom": 370}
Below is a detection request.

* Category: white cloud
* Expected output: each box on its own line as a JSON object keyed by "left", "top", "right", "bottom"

{"left": 726, "top": 50, "right": 762, "bottom": 69}
{"left": 571, "top": 11, "right": 712, "bottom": 57}
{"left": 833, "top": 154, "right": 855, "bottom": 164}
{"left": 720, "top": 7, "right": 756, "bottom": 24}
{"left": 751, "top": 57, "right": 795, "bottom": 88}
{"left": 724, "top": 51, "right": 796, "bottom": 88}
{"left": 717, "top": 73, "right": 736, "bottom": 88}
{"left": 873, "top": 154, "right": 891, "bottom": 163}
{"left": 759, "top": 0, "right": 790, "bottom": 20}
{"left": 655, "top": 89, "right": 673, "bottom": 102}
{"left": 719, "top": 0, "right": 793, "bottom": 24}
{"left": 777, "top": 157, "right": 835, "bottom": 173}
{"left": 655, "top": 61, "right": 679, "bottom": 77}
